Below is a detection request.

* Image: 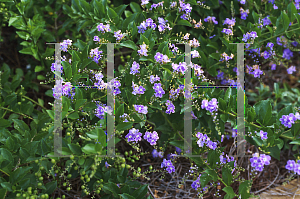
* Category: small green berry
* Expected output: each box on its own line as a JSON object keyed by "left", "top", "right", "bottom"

{"left": 63, "top": 182, "right": 67, "bottom": 186}
{"left": 39, "top": 177, "right": 43, "bottom": 181}
{"left": 38, "top": 182, "right": 42, "bottom": 186}
{"left": 125, "top": 151, "right": 128, "bottom": 156}
{"left": 67, "top": 187, "right": 71, "bottom": 191}
{"left": 149, "top": 165, "right": 153, "bottom": 170}
{"left": 74, "top": 166, "right": 78, "bottom": 170}
{"left": 67, "top": 174, "right": 72, "bottom": 178}
{"left": 121, "top": 164, "right": 125, "bottom": 168}
{"left": 51, "top": 159, "right": 56, "bottom": 164}
{"left": 70, "top": 155, "right": 74, "bottom": 160}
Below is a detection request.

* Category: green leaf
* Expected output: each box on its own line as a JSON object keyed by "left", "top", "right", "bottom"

{"left": 288, "top": 2, "right": 297, "bottom": 22}
{"left": 84, "top": 158, "right": 94, "bottom": 171}
{"left": 64, "top": 62, "right": 72, "bottom": 80}
{"left": 0, "top": 188, "right": 7, "bottom": 199}
{"left": 254, "top": 100, "right": 272, "bottom": 126}
{"left": 9, "top": 166, "right": 32, "bottom": 185}
{"left": 222, "top": 167, "right": 233, "bottom": 186}
{"left": 103, "top": 182, "right": 120, "bottom": 197}
{"left": 82, "top": 144, "right": 96, "bottom": 155}
{"left": 35, "top": 65, "right": 44, "bottom": 72}
{"left": 1, "top": 182, "right": 12, "bottom": 192}
{"left": 292, "top": 122, "right": 300, "bottom": 137}
{"left": 132, "top": 184, "right": 148, "bottom": 199}
{"left": 75, "top": 99, "right": 86, "bottom": 111}
{"left": 0, "top": 119, "right": 11, "bottom": 128}
{"left": 224, "top": 87, "right": 232, "bottom": 103}
{"left": 205, "top": 169, "right": 218, "bottom": 181}
{"left": 0, "top": 148, "right": 13, "bottom": 163}
{"left": 130, "top": 2, "right": 142, "bottom": 13}
{"left": 223, "top": 186, "right": 236, "bottom": 199}
{"left": 268, "top": 145, "right": 280, "bottom": 160}
{"left": 199, "top": 172, "right": 212, "bottom": 188}
{"left": 122, "top": 13, "right": 137, "bottom": 32}
{"left": 12, "top": 119, "right": 30, "bottom": 134}
{"left": 239, "top": 180, "right": 251, "bottom": 199}
{"left": 107, "top": 7, "right": 118, "bottom": 20}
{"left": 176, "top": 20, "right": 192, "bottom": 27}
{"left": 16, "top": 31, "right": 30, "bottom": 40}
{"left": 209, "top": 53, "right": 219, "bottom": 61}
{"left": 114, "top": 4, "right": 128, "bottom": 16}
{"left": 119, "top": 193, "right": 135, "bottom": 199}
{"left": 116, "top": 122, "right": 133, "bottom": 131}
{"left": 282, "top": 11, "right": 290, "bottom": 31}
{"left": 19, "top": 47, "right": 32, "bottom": 55}
{"left": 120, "top": 40, "right": 138, "bottom": 50}
{"left": 44, "top": 181, "right": 57, "bottom": 195}
{"left": 68, "top": 112, "right": 79, "bottom": 119}
{"left": 68, "top": 143, "right": 82, "bottom": 155}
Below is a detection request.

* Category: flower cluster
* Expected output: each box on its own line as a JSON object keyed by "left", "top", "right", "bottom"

{"left": 153, "top": 83, "right": 165, "bottom": 98}
{"left": 172, "top": 62, "right": 187, "bottom": 75}
{"left": 192, "top": 19, "right": 203, "bottom": 29}
{"left": 94, "top": 72, "right": 107, "bottom": 90}
{"left": 282, "top": 48, "right": 293, "bottom": 60}
{"left": 221, "top": 28, "right": 233, "bottom": 36}
{"left": 250, "top": 153, "right": 271, "bottom": 172}
{"left": 137, "top": 43, "right": 148, "bottom": 57}
{"left": 120, "top": 113, "right": 130, "bottom": 123}
{"left": 132, "top": 82, "right": 145, "bottom": 95}
{"left": 168, "top": 43, "right": 179, "bottom": 55}
{"left": 89, "top": 47, "right": 104, "bottom": 64}
{"left": 152, "top": 149, "right": 164, "bottom": 158}
{"left": 134, "top": 104, "right": 148, "bottom": 114}
{"left": 189, "top": 38, "right": 200, "bottom": 48}
{"left": 287, "top": 66, "right": 296, "bottom": 74}
{"left": 277, "top": 36, "right": 288, "bottom": 48}
{"left": 141, "top": 0, "right": 149, "bottom": 6}
{"left": 114, "top": 30, "right": 125, "bottom": 42}
{"left": 161, "top": 159, "right": 175, "bottom": 174}
{"left": 196, "top": 132, "right": 218, "bottom": 150}
{"left": 219, "top": 152, "right": 235, "bottom": 164}
{"left": 178, "top": 0, "right": 192, "bottom": 20}
{"left": 149, "top": 75, "right": 160, "bottom": 84}
{"left": 97, "top": 23, "right": 111, "bottom": 33}
{"left": 125, "top": 128, "right": 142, "bottom": 143}
{"left": 149, "top": 1, "right": 164, "bottom": 10}
{"left": 95, "top": 103, "right": 113, "bottom": 119}
{"left": 191, "top": 50, "right": 200, "bottom": 58}
{"left": 60, "top": 39, "right": 72, "bottom": 52}
{"left": 285, "top": 159, "right": 300, "bottom": 174}
{"left": 158, "top": 17, "right": 172, "bottom": 32}
{"left": 255, "top": 130, "right": 268, "bottom": 140}
{"left": 242, "top": 31, "right": 258, "bottom": 42}
{"left": 165, "top": 100, "right": 175, "bottom": 114}
{"left": 238, "top": 0, "right": 246, "bottom": 4}
{"left": 201, "top": 98, "right": 218, "bottom": 113}
{"left": 240, "top": 7, "right": 250, "bottom": 20}
{"left": 51, "top": 62, "right": 63, "bottom": 73}
{"left": 280, "top": 113, "right": 300, "bottom": 128}
{"left": 138, "top": 18, "right": 157, "bottom": 33}
{"left": 154, "top": 52, "right": 171, "bottom": 64}
{"left": 143, "top": 131, "right": 159, "bottom": 145}
{"left": 219, "top": 52, "right": 234, "bottom": 62}
{"left": 52, "top": 81, "right": 75, "bottom": 99}
{"left": 130, "top": 61, "right": 140, "bottom": 75}
{"left": 248, "top": 65, "right": 264, "bottom": 78}
{"left": 232, "top": 128, "right": 237, "bottom": 137}
{"left": 191, "top": 174, "right": 201, "bottom": 191}
{"left": 204, "top": 16, "right": 218, "bottom": 24}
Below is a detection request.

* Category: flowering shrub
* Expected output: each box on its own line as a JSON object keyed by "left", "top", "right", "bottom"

{"left": 1, "top": 0, "right": 300, "bottom": 198}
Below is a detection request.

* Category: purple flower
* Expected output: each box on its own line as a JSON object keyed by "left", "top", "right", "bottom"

{"left": 141, "top": 0, "right": 149, "bottom": 6}
{"left": 60, "top": 39, "right": 72, "bottom": 52}
{"left": 240, "top": 8, "right": 250, "bottom": 20}
{"left": 161, "top": 159, "right": 175, "bottom": 174}
{"left": 143, "top": 131, "right": 159, "bottom": 145}
{"left": 287, "top": 66, "right": 296, "bottom": 74}
{"left": 191, "top": 174, "right": 201, "bottom": 190}
{"left": 204, "top": 16, "right": 218, "bottom": 24}
{"left": 175, "top": 147, "right": 181, "bottom": 154}
{"left": 138, "top": 44, "right": 148, "bottom": 56}
{"left": 250, "top": 156, "right": 261, "bottom": 167}
{"left": 191, "top": 50, "right": 200, "bottom": 58}
{"left": 260, "top": 154, "right": 271, "bottom": 165}
{"left": 221, "top": 28, "right": 233, "bottom": 35}
{"left": 130, "top": 61, "right": 140, "bottom": 75}
{"left": 259, "top": 130, "right": 268, "bottom": 140}
{"left": 286, "top": 160, "right": 296, "bottom": 171}
{"left": 134, "top": 105, "right": 148, "bottom": 114}
{"left": 125, "top": 128, "right": 142, "bottom": 143}
{"left": 114, "top": 30, "right": 124, "bottom": 41}
{"left": 282, "top": 48, "right": 293, "bottom": 60}
{"left": 165, "top": 100, "right": 175, "bottom": 114}
{"left": 105, "top": 161, "right": 110, "bottom": 168}
{"left": 97, "top": 23, "right": 110, "bottom": 33}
